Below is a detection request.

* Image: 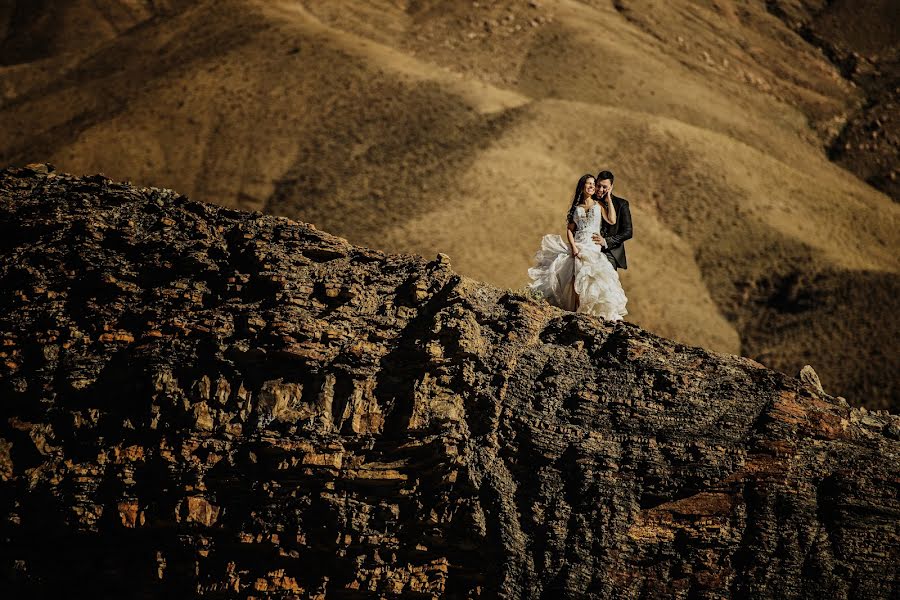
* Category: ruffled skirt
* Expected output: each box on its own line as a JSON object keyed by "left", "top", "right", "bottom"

{"left": 527, "top": 234, "right": 628, "bottom": 320}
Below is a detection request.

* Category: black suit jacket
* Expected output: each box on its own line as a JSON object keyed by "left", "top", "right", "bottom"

{"left": 600, "top": 195, "right": 632, "bottom": 269}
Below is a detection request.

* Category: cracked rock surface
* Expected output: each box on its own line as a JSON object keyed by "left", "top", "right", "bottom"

{"left": 1, "top": 165, "right": 898, "bottom": 599}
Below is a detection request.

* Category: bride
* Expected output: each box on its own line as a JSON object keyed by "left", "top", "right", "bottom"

{"left": 528, "top": 174, "right": 628, "bottom": 320}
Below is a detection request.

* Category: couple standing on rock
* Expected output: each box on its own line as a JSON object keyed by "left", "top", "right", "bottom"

{"left": 528, "top": 170, "right": 632, "bottom": 321}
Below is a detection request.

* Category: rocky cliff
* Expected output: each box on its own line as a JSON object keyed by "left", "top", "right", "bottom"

{"left": 1, "top": 165, "right": 898, "bottom": 599}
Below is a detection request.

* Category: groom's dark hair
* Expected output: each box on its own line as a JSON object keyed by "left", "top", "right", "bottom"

{"left": 596, "top": 170, "right": 615, "bottom": 183}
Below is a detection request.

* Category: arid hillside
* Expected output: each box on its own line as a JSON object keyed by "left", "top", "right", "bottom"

{"left": 0, "top": 0, "right": 898, "bottom": 409}
{"left": 766, "top": 0, "right": 900, "bottom": 200}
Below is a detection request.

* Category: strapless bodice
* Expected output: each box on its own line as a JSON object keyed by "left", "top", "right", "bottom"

{"left": 573, "top": 204, "right": 602, "bottom": 243}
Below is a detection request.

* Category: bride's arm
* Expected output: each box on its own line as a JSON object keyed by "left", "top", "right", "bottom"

{"left": 604, "top": 201, "right": 632, "bottom": 249}
{"left": 567, "top": 221, "right": 579, "bottom": 257}
{"left": 604, "top": 193, "right": 617, "bottom": 225}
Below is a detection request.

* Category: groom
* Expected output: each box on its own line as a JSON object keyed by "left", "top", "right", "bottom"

{"left": 591, "top": 170, "right": 632, "bottom": 270}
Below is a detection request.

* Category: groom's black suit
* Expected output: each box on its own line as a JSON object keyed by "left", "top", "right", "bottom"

{"left": 600, "top": 194, "right": 632, "bottom": 269}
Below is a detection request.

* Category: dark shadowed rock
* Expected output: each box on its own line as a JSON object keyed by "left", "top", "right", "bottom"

{"left": 0, "top": 166, "right": 898, "bottom": 598}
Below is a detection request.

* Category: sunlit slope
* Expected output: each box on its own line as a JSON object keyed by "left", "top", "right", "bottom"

{"left": 1, "top": 0, "right": 539, "bottom": 233}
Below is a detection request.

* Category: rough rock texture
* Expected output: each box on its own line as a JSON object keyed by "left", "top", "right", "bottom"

{"left": 1, "top": 165, "right": 898, "bottom": 599}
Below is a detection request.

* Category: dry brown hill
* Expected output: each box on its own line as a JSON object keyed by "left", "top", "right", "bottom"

{"left": 1, "top": 0, "right": 898, "bottom": 409}
{"left": 767, "top": 0, "right": 900, "bottom": 201}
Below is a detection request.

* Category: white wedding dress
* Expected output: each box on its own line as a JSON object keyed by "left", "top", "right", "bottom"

{"left": 528, "top": 204, "right": 628, "bottom": 320}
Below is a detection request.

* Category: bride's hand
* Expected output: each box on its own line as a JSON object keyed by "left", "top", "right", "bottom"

{"left": 572, "top": 246, "right": 580, "bottom": 258}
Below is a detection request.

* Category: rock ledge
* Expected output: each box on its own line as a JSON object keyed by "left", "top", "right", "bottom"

{"left": 1, "top": 166, "right": 898, "bottom": 598}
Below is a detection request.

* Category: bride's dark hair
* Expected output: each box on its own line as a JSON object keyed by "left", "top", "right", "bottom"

{"left": 566, "top": 174, "right": 595, "bottom": 224}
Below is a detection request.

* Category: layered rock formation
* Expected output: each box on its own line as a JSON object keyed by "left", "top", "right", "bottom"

{"left": 1, "top": 166, "right": 898, "bottom": 599}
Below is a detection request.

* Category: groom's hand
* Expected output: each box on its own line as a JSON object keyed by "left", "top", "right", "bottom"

{"left": 592, "top": 233, "right": 606, "bottom": 247}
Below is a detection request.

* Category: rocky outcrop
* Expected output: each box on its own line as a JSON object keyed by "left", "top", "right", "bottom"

{"left": 1, "top": 165, "right": 898, "bottom": 599}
